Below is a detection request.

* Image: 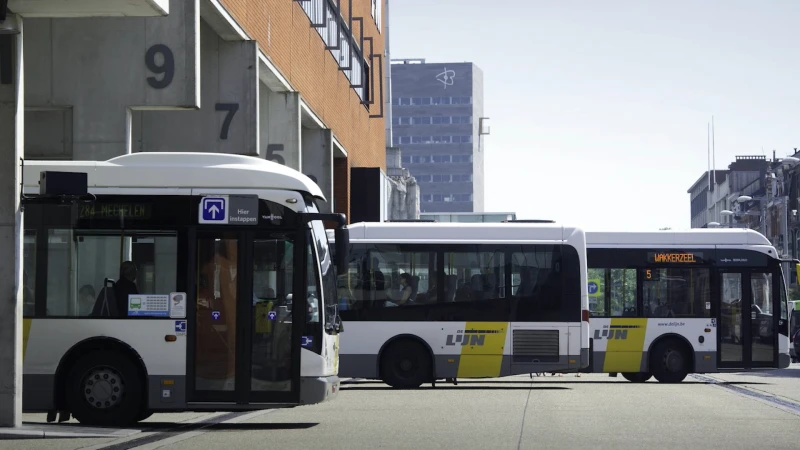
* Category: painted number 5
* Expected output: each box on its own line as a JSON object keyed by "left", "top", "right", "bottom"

{"left": 145, "top": 44, "right": 174, "bottom": 89}
{"left": 266, "top": 144, "right": 286, "bottom": 165}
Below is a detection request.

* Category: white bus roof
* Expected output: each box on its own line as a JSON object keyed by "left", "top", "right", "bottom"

{"left": 586, "top": 228, "right": 772, "bottom": 247}
{"left": 22, "top": 152, "right": 325, "bottom": 200}
{"left": 341, "top": 221, "right": 584, "bottom": 243}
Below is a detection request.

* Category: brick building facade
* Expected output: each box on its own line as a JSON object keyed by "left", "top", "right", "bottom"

{"left": 221, "top": 0, "right": 387, "bottom": 218}
{"left": 19, "top": 0, "right": 388, "bottom": 222}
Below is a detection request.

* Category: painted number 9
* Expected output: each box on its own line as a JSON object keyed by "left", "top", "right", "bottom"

{"left": 145, "top": 44, "right": 174, "bottom": 89}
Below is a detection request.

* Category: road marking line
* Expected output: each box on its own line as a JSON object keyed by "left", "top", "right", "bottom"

{"left": 691, "top": 374, "right": 800, "bottom": 417}
{"left": 77, "top": 412, "right": 230, "bottom": 450}
{"left": 127, "top": 409, "right": 277, "bottom": 450}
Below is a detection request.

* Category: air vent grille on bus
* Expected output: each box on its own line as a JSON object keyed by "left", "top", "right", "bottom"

{"left": 512, "top": 330, "right": 559, "bottom": 363}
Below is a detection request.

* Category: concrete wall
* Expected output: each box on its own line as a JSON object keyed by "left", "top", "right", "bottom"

{"left": 0, "top": 17, "right": 24, "bottom": 427}
{"left": 301, "top": 128, "right": 333, "bottom": 213}
{"left": 471, "top": 64, "right": 484, "bottom": 213}
{"left": 260, "top": 89, "right": 301, "bottom": 169}
{"left": 133, "top": 19, "right": 258, "bottom": 155}
{"left": 24, "top": 0, "right": 200, "bottom": 160}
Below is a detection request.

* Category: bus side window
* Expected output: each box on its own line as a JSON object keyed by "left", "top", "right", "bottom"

{"left": 609, "top": 268, "right": 637, "bottom": 317}
{"left": 587, "top": 268, "right": 606, "bottom": 317}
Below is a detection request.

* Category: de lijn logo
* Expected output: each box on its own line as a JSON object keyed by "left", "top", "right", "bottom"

{"left": 445, "top": 328, "right": 501, "bottom": 346}
{"left": 593, "top": 324, "right": 642, "bottom": 340}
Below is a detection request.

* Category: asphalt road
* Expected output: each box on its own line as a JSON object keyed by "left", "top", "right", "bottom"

{"left": 3, "top": 366, "right": 800, "bottom": 450}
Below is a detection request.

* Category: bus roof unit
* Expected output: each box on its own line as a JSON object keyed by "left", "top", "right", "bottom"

{"left": 22, "top": 152, "right": 325, "bottom": 200}
{"left": 586, "top": 228, "right": 772, "bottom": 247}
{"left": 345, "top": 221, "right": 582, "bottom": 243}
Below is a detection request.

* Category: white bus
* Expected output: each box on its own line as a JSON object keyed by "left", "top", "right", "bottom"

{"left": 19, "top": 152, "right": 350, "bottom": 426}
{"left": 585, "top": 229, "right": 793, "bottom": 382}
{"left": 327, "top": 221, "right": 590, "bottom": 388}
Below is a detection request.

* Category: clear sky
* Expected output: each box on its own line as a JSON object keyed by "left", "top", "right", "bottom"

{"left": 388, "top": 0, "right": 800, "bottom": 231}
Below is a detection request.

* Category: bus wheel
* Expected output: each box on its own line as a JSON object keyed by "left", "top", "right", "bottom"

{"left": 64, "top": 350, "right": 144, "bottom": 427}
{"left": 381, "top": 340, "right": 432, "bottom": 389}
{"left": 650, "top": 340, "right": 690, "bottom": 383}
{"left": 621, "top": 372, "right": 652, "bottom": 383}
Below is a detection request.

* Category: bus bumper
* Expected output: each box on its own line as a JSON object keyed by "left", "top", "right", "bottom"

{"left": 299, "top": 375, "right": 341, "bottom": 405}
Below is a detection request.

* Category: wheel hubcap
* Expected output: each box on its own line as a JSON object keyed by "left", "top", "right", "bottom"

{"left": 83, "top": 367, "right": 124, "bottom": 409}
{"left": 663, "top": 349, "right": 683, "bottom": 372}
{"left": 396, "top": 356, "right": 417, "bottom": 378}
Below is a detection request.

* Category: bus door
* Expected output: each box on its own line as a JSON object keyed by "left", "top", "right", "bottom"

{"left": 718, "top": 269, "right": 778, "bottom": 369}
{"left": 188, "top": 229, "right": 302, "bottom": 405}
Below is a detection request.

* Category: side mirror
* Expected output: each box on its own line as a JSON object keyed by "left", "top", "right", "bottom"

{"left": 334, "top": 226, "right": 349, "bottom": 276}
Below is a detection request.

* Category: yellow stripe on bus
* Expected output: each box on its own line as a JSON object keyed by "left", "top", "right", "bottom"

{"left": 602, "top": 318, "right": 648, "bottom": 373}
{"left": 22, "top": 318, "right": 32, "bottom": 363}
{"left": 456, "top": 322, "right": 508, "bottom": 378}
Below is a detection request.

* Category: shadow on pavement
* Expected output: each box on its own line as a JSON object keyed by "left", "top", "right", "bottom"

{"left": 341, "top": 385, "right": 570, "bottom": 391}
{"left": 341, "top": 379, "right": 769, "bottom": 387}
{"left": 202, "top": 422, "right": 318, "bottom": 431}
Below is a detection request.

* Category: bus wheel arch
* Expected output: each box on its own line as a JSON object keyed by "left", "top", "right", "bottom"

{"left": 646, "top": 334, "right": 694, "bottom": 383}
{"left": 54, "top": 337, "right": 148, "bottom": 424}
{"left": 377, "top": 334, "right": 435, "bottom": 389}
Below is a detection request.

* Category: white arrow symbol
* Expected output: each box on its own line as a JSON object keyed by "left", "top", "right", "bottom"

{"left": 208, "top": 205, "right": 220, "bottom": 218}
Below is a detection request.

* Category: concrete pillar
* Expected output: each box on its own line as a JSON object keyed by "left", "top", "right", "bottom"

{"left": 24, "top": 0, "right": 200, "bottom": 160}
{"left": 301, "top": 128, "right": 333, "bottom": 213}
{"left": 260, "top": 89, "right": 300, "bottom": 170}
{"left": 134, "top": 20, "right": 258, "bottom": 155}
{"left": 0, "top": 14, "right": 24, "bottom": 428}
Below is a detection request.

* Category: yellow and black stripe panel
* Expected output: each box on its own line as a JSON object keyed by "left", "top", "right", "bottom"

{"left": 455, "top": 322, "right": 508, "bottom": 378}
{"left": 600, "top": 318, "right": 648, "bottom": 373}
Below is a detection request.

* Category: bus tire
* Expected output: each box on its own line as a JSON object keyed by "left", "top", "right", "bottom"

{"left": 621, "top": 372, "right": 652, "bottom": 383}
{"left": 649, "top": 339, "right": 690, "bottom": 383}
{"left": 380, "top": 339, "right": 432, "bottom": 389}
{"left": 64, "top": 350, "right": 145, "bottom": 427}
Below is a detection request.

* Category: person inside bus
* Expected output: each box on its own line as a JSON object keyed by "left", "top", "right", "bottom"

{"left": 386, "top": 273, "right": 414, "bottom": 307}
{"left": 78, "top": 284, "right": 96, "bottom": 316}
{"left": 92, "top": 261, "right": 140, "bottom": 317}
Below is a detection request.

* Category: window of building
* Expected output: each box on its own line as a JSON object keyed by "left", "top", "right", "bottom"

{"left": 413, "top": 117, "right": 431, "bottom": 125}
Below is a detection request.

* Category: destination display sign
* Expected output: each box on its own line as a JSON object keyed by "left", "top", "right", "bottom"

{"left": 647, "top": 251, "right": 705, "bottom": 264}
{"left": 79, "top": 203, "right": 152, "bottom": 220}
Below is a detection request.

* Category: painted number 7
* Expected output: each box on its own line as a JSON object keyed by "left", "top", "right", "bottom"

{"left": 215, "top": 103, "right": 239, "bottom": 140}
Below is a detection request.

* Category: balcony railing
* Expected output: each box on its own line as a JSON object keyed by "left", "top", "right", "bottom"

{"left": 296, "top": 0, "right": 371, "bottom": 104}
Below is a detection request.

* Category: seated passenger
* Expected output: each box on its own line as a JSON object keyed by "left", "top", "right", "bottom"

{"left": 386, "top": 273, "right": 413, "bottom": 307}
